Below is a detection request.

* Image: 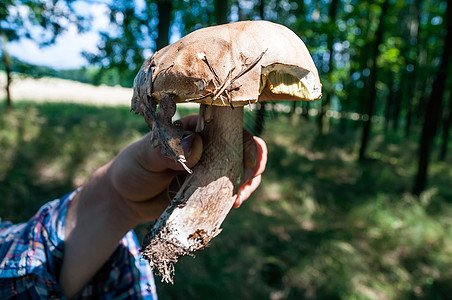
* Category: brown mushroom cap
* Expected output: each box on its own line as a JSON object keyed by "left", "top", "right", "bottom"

{"left": 146, "top": 20, "right": 322, "bottom": 106}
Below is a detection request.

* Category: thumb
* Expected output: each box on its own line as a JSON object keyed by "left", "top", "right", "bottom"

{"left": 134, "top": 131, "right": 203, "bottom": 173}
{"left": 179, "top": 132, "right": 203, "bottom": 170}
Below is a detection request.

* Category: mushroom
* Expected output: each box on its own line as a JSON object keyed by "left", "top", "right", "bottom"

{"left": 131, "top": 20, "right": 322, "bottom": 283}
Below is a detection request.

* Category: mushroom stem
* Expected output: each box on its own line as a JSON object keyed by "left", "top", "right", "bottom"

{"left": 141, "top": 104, "right": 244, "bottom": 283}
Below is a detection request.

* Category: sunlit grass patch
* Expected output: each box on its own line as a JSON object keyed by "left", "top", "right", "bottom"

{"left": 0, "top": 101, "right": 148, "bottom": 221}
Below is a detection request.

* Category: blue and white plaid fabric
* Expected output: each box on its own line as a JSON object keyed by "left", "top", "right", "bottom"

{"left": 0, "top": 190, "right": 157, "bottom": 299}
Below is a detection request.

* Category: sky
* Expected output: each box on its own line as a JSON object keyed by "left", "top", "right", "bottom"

{"left": 6, "top": 2, "right": 111, "bottom": 70}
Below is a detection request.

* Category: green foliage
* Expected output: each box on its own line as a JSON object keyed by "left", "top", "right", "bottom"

{"left": 0, "top": 101, "right": 149, "bottom": 221}
{"left": 153, "top": 114, "right": 452, "bottom": 300}
{"left": 3, "top": 102, "right": 450, "bottom": 299}
{"left": 173, "top": 0, "right": 216, "bottom": 34}
{"left": 1, "top": 0, "right": 452, "bottom": 296}
{"left": 0, "top": 56, "right": 135, "bottom": 87}
{"left": 82, "top": 2, "right": 155, "bottom": 88}
{"left": 0, "top": 0, "right": 85, "bottom": 44}
{"left": 0, "top": 56, "right": 91, "bottom": 82}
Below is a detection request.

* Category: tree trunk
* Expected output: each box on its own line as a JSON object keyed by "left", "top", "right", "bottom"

{"left": 439, "top": 93, "right": 452, "bottom": 161}
{"left": 259, "top": 0, "right": 264, "bottom": 19}
{"left": 236, "top": 0, "right": 245, "bottom": 21}
{"left": 404, "top": 0, "right": 422, "bottom": 139}
{"left": 413, "top": 1, "right": 452, "bottom": 195}
{"left": 317, "top": 0, "right": 339, "bottom": 136}
{"left": 392, "top": 78, "right": 403, "bottom": 132}
{"left": 290, "top": 101, "right": 298, "bottom": 124}
{"left": 303, "top": 101, "right": 310, "bottom": 120}
{"left": 216, "top": 0, "right": 228, "bottom": 24}
{"left": 1, "top": 33, "right": 12, "bottom": 112}
{"left": 254, "top": 102, "right": 266, "bottom": 136}
{"left": 405, "top": 99, "right": 413, "bottom": 138}
{"left": 359, "top": 0, "right": 389, "bottom": 161}
{"left": 253, "top": 0, "right": 266, "bottom": 136}
{"left": 384, "top": 71, "right": 394, "bottom": 133}
{"left": 156, "top": 0, "right": 172, "bottom": 51}
{"left": 142, "top": 104, "right": 244, "bottom": 283}
{"left": 339, "top": 99, "right": 349, "bottom": 132}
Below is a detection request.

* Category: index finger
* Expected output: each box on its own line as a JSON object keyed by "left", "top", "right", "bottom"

{"left": 252, "top": 136, "right": 267, "bottom": 177}
{"left": 179, "top": 114, "right": 198, "bottom": 131}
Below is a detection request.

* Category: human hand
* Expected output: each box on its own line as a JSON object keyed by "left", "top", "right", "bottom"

{"left": 108, "top": 114, "right": 267, "bottom": 224}
{"left": 61, "top": 114, "right": 267, "bottom": 298}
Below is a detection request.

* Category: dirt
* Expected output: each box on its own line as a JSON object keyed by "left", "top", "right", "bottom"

{"left": 141, "top": 226, "right": 192, "bottom": 284}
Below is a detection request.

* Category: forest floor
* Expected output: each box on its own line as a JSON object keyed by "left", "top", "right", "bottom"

{"left": 1, "top": 87, "right": 452, "bottom": 299}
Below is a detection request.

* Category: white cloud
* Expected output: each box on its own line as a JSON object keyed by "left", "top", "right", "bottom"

{"left": 6, "top": 3, "right": 110, "bottom": 70}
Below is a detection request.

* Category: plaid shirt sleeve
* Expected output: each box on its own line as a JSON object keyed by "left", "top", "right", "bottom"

{"left": 0, "top": 190, "right": 158, "bottom": 299}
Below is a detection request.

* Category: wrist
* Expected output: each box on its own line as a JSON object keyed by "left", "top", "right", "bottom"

{"left": 61, "top": 164, "right": 138, "bottom": 297}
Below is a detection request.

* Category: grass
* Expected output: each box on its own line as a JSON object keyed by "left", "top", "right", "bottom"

{"left": 1, "top": 101, "right": 452, "bottom": 299}
{"left": 0, "top": 102, "right": 147, "bottom": 221}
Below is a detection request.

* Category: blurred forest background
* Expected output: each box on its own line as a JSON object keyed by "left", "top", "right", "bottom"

{"left": 1, "top": 0, "right": 452, "bottom": 299}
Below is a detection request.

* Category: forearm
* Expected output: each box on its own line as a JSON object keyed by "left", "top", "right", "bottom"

{"left": 58, "top": 136, "right": 183, "bottom": 298}
{"left": 56, "top": 118, "right": 264, "bottom": 297}
{"left": 59, "top": 163, "right": 138, "bottom": 298}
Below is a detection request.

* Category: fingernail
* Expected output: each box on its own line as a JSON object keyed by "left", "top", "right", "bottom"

{"left": 235, "top": 192, "right": 245, "bottom": 207}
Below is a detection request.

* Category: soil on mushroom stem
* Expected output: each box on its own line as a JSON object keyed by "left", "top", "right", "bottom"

{"left": 141, "top": 226, "right": 192, "bottom": 284}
